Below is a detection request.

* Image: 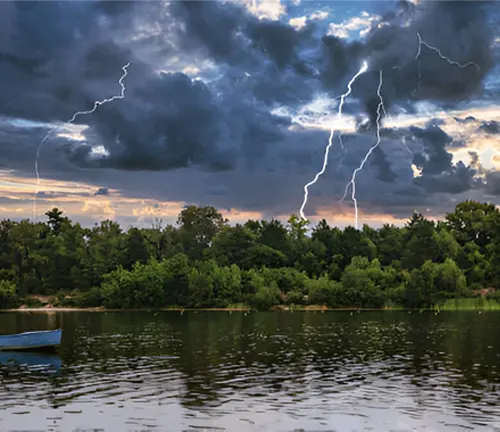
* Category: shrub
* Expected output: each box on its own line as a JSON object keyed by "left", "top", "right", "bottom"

{"left": 284, "top": 290, "right": 304, "bottom": 305}
{"left": 249, "top": 285, "right": 281, "bottom": 310}
{"left": 0, "top": 280, "right": 18, "bottom": 309}
{"left": 306, "top": 277, "right": 341, "bottom": 307}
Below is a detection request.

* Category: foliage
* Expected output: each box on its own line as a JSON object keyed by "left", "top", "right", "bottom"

{"left": 0, "top": 280, "right": 18, "bottom": 309}
{"left": 0, "top": 201, "right": 499, "bottom": 310}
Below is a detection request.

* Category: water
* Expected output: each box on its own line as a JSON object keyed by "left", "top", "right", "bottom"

{"left": 0, "top": 311, "right": 499, "bottom": 432}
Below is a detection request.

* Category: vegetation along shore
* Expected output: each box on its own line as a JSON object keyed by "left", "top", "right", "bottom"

{"left": 0, "top": 201, "right": 499, "bottom": 311}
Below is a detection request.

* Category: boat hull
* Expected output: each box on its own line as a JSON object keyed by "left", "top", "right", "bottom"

{"left": 0, "top": 330, "right": 62, "bottom": 351}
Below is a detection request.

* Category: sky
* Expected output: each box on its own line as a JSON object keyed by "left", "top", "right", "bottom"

{"left": 0, "top": 0, "right": 499, "bottom": 229}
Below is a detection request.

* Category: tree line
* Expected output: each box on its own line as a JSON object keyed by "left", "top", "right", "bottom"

{"left": 0, "top": 201, "right": 499, "bottom": 310}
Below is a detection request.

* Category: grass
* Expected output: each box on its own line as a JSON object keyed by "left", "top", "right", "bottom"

{"left": 437, "top": 297, "right": 500, "bottom": 311}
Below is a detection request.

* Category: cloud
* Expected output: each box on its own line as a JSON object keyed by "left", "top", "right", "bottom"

{"left": 485, "top": 171, "right": 500, "bottom": 195}
{"left": 0, "top": 0, "right": 498, "bottom": 227}
{"left": 478, "top": 120, "right": 500, "bottom": 134}
{"left": 409, "top": 124, "right": 453, "bottom": 175}
{"left": 327, "top": 12, "right": 381, "bottom": 39}
{"left": 414, "top": 161, "right": 479, "bottom": 194}
{"left": 241, "top": 0, "right": 285, "bottom": 21}
{"left": 95, "top": 187, "right": 110, "bottom": 196}
{"left": 370, "top": 146, "right": 398, "bottom": 182}
{"left": 309, "top": 11, "right": 329, "bottom": 21}
{"left": 289, "top": 16, "right": 307, "bottom": 30}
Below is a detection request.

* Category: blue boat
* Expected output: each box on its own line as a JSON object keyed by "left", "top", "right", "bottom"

{"left": 0, "top": 330, "right": 62, "bottom": 351}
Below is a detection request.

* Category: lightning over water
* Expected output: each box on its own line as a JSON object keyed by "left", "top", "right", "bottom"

{"left": 299, "top": 60, "right": 368, "bottom": 222}
{"left": 33, "top": 62, "right": 131, "bottom": 220}
{"left": 341, "top": 70, "right": 384, "bottom": 230}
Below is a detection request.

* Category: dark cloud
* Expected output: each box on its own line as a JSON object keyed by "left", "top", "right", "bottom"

{"left": 382, "top": 123, "right": 488, "bottom": 196}
{"left": 0, "top": 1, "right": 145, "bottom": 123}
{"left": 370, "top": 146, "right": 398, "bottom": 183}
{"left": 95, "top": 188, "right": 109, "bottom": 196}
{"left": 0, "top": 0, "right": 498, "bottom": 224}
{"left": 454, "top": 115, "right": 477, "bottom": 124}
{"left": 73, "top": 71, "right": 241, "bottom": 171}
{"left": 347, "top": 1, "right": 495, "bottom": 124}
{"left": 478, "top": 120, "right": 500, "bottom": 134}
{"left": 414, "top": 161, "right": 479, "bottom": 194}
{"left": 410, "top": 125, "right": 453, "bottom": 175}
{"left": 1, "top": 0, "right": 497, "bottom": 173}
{"left": 485, "top": 171, "right": 500, "bottom": 196}
{"left": 169, "top": 0, "right": 315, "bottom": 71}
{"left": 469, "top": 151, "right": 480, "bottom": 169}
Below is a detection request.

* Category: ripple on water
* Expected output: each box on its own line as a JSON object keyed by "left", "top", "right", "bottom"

{"left": 0, "top": 311, "right": 499, "bottom": 431}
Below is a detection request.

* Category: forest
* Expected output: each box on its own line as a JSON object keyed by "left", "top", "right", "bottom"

{"left": 0, "top": 200, "right": 499, "bottom": 310}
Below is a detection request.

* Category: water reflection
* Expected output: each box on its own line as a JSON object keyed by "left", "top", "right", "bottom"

{"left": 0, "top": 311, "right": 499, "bottom": 431}
{"left": 0, "top": 351, "right": 61, "bottom": 371}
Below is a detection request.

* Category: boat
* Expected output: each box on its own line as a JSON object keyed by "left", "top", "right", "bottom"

{"left": 0, "top": 330, "right": 62, "bottom": 351}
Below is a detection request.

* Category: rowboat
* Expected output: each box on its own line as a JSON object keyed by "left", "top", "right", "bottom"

{"left": 0, "top": 330, "right": 62, "bottom": 351}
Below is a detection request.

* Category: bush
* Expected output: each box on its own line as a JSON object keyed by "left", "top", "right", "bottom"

{"left": 486, "top": 290, "right": 500, "bottom": 303}
{"left": 75, "top": 287, "right": 103, "bottom": 308}
{"left": 248, "top": 285, "right": 281, "bottom": 310}
{"left": 306, "top": 277, "right": 341, "bottom": 307}
{"left": 101, "top": 261, "right": 165, "bottom": 309}
{"left": 284, "top": 290, "right": 304, "bottom": 305}
{"left": 0, "top": 280, "right": 19, "bottom": 309}
{"left": 341, "top": 269, "right": 385, "bottom": 308}
{"left": 402, "top": 259, "right": 467, "bottom": 308}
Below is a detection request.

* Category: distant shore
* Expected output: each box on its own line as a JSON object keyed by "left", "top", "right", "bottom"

{"left": 1, "top": 305, "right": 387, "bottom": 313}
{"left": 2, "top": 297, "right": 499, "bottom": 313}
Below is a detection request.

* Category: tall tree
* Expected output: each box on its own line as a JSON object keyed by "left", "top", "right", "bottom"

{"left": 178, "top": 206, "right": 228, "bottom": 259}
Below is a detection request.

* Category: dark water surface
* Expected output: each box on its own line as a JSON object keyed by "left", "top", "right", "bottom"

{"left": 0, "top": 311, "right": 499, "bottom": 432}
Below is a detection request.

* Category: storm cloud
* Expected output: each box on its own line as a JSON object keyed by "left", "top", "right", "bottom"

{"left": 0, "top": 0, "right": 499, "bottom": 224}
{"left": 478, "top": 120, "right": 500, "bottom": 134}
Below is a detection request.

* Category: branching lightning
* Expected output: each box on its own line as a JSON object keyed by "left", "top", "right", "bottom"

{"left": 33, "top": 62, "right": 131, "bottom": 220}
{"left": 299, "top": 60, "right": 368, "bottom": 221}
{"left": 413, "top": 32, "right": 479, "bottom": 95}
{"left": 416, "top": 32, "right": 480, "bottom": 71}
{"left": 341, "top": 70, "right": 384, "bottom": 230}
{"left": 335, "top": 33, "right": 479, "bottom": 229}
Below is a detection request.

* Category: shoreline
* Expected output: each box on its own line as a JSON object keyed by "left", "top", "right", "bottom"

{"left": 0, "top": 307, "right": 490, "bottom": 313}
{"left": 2, "top": 306, "right": 389, "bottom": 313}
{"left": 2, "top": 299, "right": 498, "bottom": 313}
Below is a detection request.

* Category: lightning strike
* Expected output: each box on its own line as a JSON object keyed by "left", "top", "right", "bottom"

{"left": 341, "top": 70, "right": 384, "bottom": 230}
{"left": 33, "top": 62, "right": 131, "bottom": 220}
{"left": 416, "top": 32, "right": 480, "bottom": 71}
{"left": 299, "top": 60, "right": 368, "bottom": 222}
{"left": 413, "top": 32, "right": 479, "bottom": 95}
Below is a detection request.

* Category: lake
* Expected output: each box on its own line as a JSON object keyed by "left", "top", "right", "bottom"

{"left": 0, "top": 311, "right": 499, "bottom": 432}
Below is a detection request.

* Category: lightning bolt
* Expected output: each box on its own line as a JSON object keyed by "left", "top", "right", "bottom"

{"left": 413, "top": 32, "right": 479, "bottom": 95}
{"left": 33, "top": 62, "right": 131, "bottom": 220}
{"left": 336, "top": 33, "right": 478, "bottom": 229}
{"left": 299, "top": 60, "right": 368, "bottom": 221}
{"left": 341, "top": 70, "right": 384, "bottom": 230}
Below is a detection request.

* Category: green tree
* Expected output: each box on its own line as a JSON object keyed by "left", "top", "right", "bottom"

{"left": 402, "top": 213, "right": 440, "bottom": 270}
{"left": 178, "top": 206, "right": 228, "bottom": 259}
{"left": 210, "top": 225, "right": 256, "bottom": 268}
{"left": 45, "top": 208, "right": 67, "bottom": 234}
{"left": 122, "top": 227, "right": 151, "bottom": 270}
{"left": 445, "top": 201, "right": 500, "bottom": 251}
